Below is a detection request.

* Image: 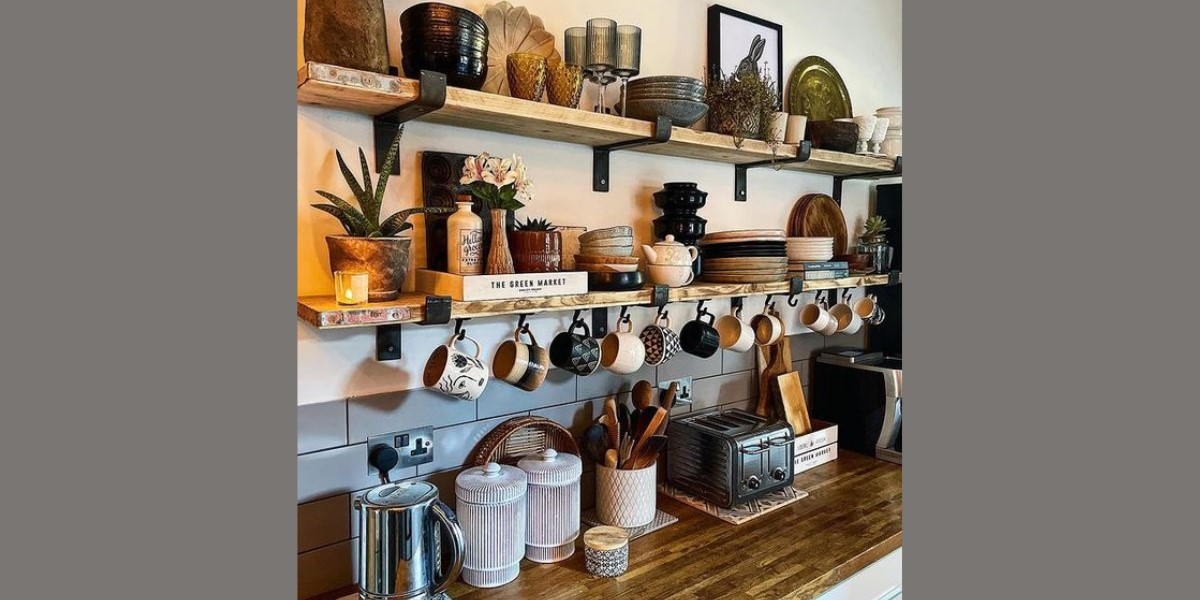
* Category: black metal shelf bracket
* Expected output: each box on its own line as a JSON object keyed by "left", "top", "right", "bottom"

{"left": 644, "top": 284, "right": 671, "bottom": 308}
{"left": 591, "top": 307, "right": 609, "bottom": 338}
{"left": 787, "top": 277, "right": 805, "bottom": 306}
{"left": 733, "top": 141, "right": 812, "bottom": 202}
{"left": 421, "top": 295, "right": 453, "bottom": 325}
{"left": 592, "top": 115, "right": 673, "bottom": 192}
{"left": 831, "top": 155, "right": 903, "bottom": 204}
{"left": 376, "top": 325, "right": 402, "bottom": 361}
{"left": 730, "top": 296, "right": 745, "bottom": 312}
{"left": 373, "top": 70, "right": 448, "bottom": 173}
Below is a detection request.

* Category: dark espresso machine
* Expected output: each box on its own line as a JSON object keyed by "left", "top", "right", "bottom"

{"left": 809, "top": 183, "right": 902, "bottom": 464}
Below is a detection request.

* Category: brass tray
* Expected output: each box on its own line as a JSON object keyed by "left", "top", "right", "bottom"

{"left": 787, "top": 56, "right": 853, "bottom": 121}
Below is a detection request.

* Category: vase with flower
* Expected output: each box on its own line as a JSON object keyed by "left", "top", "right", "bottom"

{"left": 459, "top": 152, "right": 532, "bottom": 275}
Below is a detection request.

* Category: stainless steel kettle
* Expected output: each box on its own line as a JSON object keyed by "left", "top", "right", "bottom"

{"left": 354, "top": 480, "right": 465, "bottom": 600}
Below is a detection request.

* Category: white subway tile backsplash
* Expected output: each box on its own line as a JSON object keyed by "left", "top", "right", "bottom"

{"left": 298, "top": 399, "right": 347, "bottom": 454}
{"left": 531, "top": 397, "right": 606, "bottom": 439}
{"left": 347, "top": 388, "right": 477, "bottom": 443}
{"left": 476, "top": 368, "right": 576, "bottom": 420}
{"left": 721, "top": 348, "right": 756, "bottom": 374}
{"left": 658, "top": 349, "right": 722, "bottom": 381}
{"left": 576, "top": 363, "right": 656, "bottom": 400}
{"left": 298, "top": 444, "right": 415, "bottom": 504}
{"left": 690, "top": 371, "right": 757, "bottom": 413}
{"left": 418, "top": 415, "right": 514, "bottom": 474}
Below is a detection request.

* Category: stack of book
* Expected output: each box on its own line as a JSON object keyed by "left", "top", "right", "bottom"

{"left": 787, "top": 261, "right": 849, "bottom": 280}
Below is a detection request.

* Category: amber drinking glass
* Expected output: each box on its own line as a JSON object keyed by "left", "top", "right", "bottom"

{"left": 547, "top": 63, "right": 584, "bottom": 108}
{"left": 506, "top": 53, "right": 548, "bottom": 101}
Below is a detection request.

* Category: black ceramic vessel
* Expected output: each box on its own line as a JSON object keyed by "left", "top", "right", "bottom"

{"left": 652, "top": 182, "right": 708, "bottom": 276}
{"left": 399, "top": 2, "right": 490, "bottom": 89}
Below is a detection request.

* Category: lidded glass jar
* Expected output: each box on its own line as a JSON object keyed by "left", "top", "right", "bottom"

{"left": 517, "top": 449, "right": 582, "bottom": 563}
{"left": 454, "top": 462, "right": 527, "bottom": 588}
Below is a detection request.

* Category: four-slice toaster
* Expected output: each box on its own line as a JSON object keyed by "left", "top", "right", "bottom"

{"left": 666, "top": 409, "right": 795, "bottom": 508}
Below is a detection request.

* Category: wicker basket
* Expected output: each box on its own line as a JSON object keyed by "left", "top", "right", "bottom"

{"left": 469, "top": 416, "right": 581, "bottom": 467}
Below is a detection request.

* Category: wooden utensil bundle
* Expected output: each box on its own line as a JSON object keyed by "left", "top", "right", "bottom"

{"left": 583, "top": 380, "right": 675, "bottom": 469}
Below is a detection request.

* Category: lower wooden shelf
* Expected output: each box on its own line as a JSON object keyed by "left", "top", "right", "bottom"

{"left": 298, "top": 272, "right": 900, "bottom": 330}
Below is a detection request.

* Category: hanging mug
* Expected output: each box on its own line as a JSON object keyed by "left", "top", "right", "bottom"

{"left": 799, "top": 297, "right": 834, "bottom": 335}
{"left": 424, "top": 331, "right": 489, "bottom": 401}
{"left": 853, "top": 294, "right": 886, "bottom": 325}
{"left": 750, "top": 303, "right": 784, "bottom": 346}
{"left": 550, "top": 317, "right": 603, "bottom": 376}
{"left": 493, "top": 323, "right": 550, "bottom": 391}
{"left": 600, "top": 316, "right": 646, "bottom": 375}
{"left": 640, "top": 312, "right": 680, "bottom": 366}
{"left": 680, "top": 306, "right": 720, "bottom": 358}
{"left": 716, "top": 306, "right": 755, "bottom": 352}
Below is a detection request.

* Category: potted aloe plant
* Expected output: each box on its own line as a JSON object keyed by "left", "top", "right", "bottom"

{"left": 459, "top": 152, "right": 532, "bottom": 274}
{"left": 312, "top": 127, "right": 453, "bottom": 300}
{"left": 509, "top": 217, "right": 561, "bottom": 273}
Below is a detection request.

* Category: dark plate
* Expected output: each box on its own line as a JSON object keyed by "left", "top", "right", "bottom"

{"left": 588, "top": 270, "right": 645, "bottom": 291}
{"left": 699, "top": 240, "right": 786, "bottom": 249}
{"left": 805, "top": 121, "right": 858, "bottom": 154}
{"left": 701, "top": 249, "right": 788, "bottom": 259}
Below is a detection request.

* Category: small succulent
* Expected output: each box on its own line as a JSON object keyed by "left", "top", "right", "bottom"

{"left": 515, "top": 217, "right": 557, "bottom": 232}
{"left": 863, "top": 216, "right": 890, "bottom": 237}
{"left": 311, "top": 126, "right": 452, "bottom": 236}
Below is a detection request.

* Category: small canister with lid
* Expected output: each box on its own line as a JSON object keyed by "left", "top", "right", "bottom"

{"left": 454, "top": 462, "right": 527, "bottom": 588}
{"left": 517, "top": 448, "right": 582, "bottom": 563}
{"left": 583, "top": 525, "right": 630, "bottom": 577}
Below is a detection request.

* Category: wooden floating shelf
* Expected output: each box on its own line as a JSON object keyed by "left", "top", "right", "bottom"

{"left": 297, "top": 62, "right": 896, "bottom": 177}
{"left": 298, "top": 273, "right": 900, "bottom": 330}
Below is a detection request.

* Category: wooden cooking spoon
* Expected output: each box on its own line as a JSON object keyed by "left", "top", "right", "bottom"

{"left": 604, "top": 397, "right": 620, "bottom": 451}
{"left": 632, "top": 380, "right": 654, "bottom": 410}
{"left": 604, "top": 449, "right": 618, "bottom": 468}
{"left": 630, "top": 407, "right": 667, "bottom": 462}
{"left": 660, "top": 381, "right": 679, "bottom": 412}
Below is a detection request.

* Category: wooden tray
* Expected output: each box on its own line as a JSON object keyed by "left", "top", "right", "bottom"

{"left": 798, "top": 194, "right": 848, "bottom": 255}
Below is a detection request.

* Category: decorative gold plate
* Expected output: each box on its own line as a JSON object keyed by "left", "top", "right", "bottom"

{"left": 787, "top": 56, "right": 853, "bottom": 121}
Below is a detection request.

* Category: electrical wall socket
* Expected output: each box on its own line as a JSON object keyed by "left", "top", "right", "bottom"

{"left": 367, "top": 426, "right": 434, "bottom": 476}
{"left": 658, "top": 377, "right": 694, "bottom": 405}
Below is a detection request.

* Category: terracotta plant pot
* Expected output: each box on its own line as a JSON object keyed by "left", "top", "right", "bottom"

{"left": 509, "top": 231, "right": 563, "bottom": 273}
{"left": 325, "top": 235, "right": 411, "bottom": 301}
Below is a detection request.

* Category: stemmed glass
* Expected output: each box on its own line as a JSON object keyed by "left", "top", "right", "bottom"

{"left": 613, "top": 25, "right": 641, "bottom": 117}
{"left": 564, "top": 27, "right": 590, "bottom": 79}
{"left": 585, "top": 18, "right": 617, "bottom": 113}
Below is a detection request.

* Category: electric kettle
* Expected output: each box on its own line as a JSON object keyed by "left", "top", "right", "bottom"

{"left": 355, "top": 448, "right": 465, "bottom": 600}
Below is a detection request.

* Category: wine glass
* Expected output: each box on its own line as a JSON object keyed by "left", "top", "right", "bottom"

{"left": 613, "top": 25, "right": 641, "bottom": 117}
{"left": 585, "top": 18, "right": 617, "bottom": 113}
{"left": 869, "top": 118, "right": 890, "bottom": 156}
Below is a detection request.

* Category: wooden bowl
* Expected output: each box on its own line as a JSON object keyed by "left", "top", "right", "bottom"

{"left": 574, "top": 254, "right": 640, "bottom": 265}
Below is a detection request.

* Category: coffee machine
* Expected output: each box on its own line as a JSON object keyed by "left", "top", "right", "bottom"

{"left": 809, "top": 348, "right": 902, "bottom": 464}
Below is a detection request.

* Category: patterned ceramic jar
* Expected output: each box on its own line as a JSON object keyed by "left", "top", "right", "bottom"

{"left": 583, "top": 526, "right": 630, "bottom": 577}
{"left": 517, "top": 449, "right": 582, "bottom": 563}
{"left": 595, "top": 462, "right": 657, "bottom": 527}
{"left": 455, "top": 463, "right": 527, "bottom": 588}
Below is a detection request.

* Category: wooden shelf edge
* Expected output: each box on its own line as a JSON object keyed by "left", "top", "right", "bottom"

{"left": 297, "top": 62, "right": 895, "bottom": 176}
{"left": 297, "top": 273, "right": 899, "bottom": 330}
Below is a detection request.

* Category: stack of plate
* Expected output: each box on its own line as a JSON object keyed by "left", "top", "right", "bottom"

{"left": 698, "top": 230, "right": 788, "bottom": 283}
{"left": 576, "top": 226, "right": 641, "bottom": 290}
{"left": 577, "top": 226, "right": 634, "bottom": 258}
{"left": 624, "top": 76, "right": 708, "bottom": 127}
{"left": 787, "top": 193, "right": 848, "bottom": 256}
{"left": 787, "top": 237, "right": 835, "bottom": 262}
{"left": 399, "top": 3, "right": 489, "bottom": 90}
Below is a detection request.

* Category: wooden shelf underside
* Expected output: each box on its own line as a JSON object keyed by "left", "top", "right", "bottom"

{"left": 298, "top": 273, "right": 899, "bottom": 330}
{"left": 297, "top": 62, "right": 896, "bottom": 177}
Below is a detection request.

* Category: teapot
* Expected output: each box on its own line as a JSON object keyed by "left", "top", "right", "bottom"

{"left": 642, "top": 235, "right": 699, "bottom": 267}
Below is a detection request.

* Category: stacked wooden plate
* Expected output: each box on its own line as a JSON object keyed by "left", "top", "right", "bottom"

{"left": 787, "top": 237, "right": 835, "bottom": 262}
{"left": 787, "top": 193, "right": 848, "bottom": 255}
{"left": 578, "top": 226, "right": 634, "bottom": 258}
{"left": 698, "top": 230, "right": 788, "bottom": 283}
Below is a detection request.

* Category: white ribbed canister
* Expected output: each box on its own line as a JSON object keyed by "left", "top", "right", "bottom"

{"left": 517, "top": 449, "right": 582, "bottom": 563}
{"left": 454, "top": 462, "right": 527, "bottom": 588}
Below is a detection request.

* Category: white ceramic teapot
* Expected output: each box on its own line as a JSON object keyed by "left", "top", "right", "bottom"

{"left": 641, "top": 235, "right": 699, "bottom": 267}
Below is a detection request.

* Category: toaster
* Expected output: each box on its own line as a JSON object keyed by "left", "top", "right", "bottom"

{"left": 667, "top": 409, "right": 795, "bottom": 508}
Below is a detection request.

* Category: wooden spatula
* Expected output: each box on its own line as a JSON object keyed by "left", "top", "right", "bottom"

{"left": 604, "top": 449, "right": 618, "bottom": 468}
{"left": 629, "top": 435, "right": 667, "bottom": 469}
{"left": 630, "top": 407, "right": 667, "bottom": 463}
{"left": 604, "top": 398, "right": 620, "bottom": 452}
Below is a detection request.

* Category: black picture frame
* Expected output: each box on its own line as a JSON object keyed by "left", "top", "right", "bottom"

{"left": 706, "top": 4, "right": 784, "bottom": 106}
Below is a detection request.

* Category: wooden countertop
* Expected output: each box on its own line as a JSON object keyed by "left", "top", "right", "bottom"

{"left": 446, "top": 451, "right": 901, "bottom": 600}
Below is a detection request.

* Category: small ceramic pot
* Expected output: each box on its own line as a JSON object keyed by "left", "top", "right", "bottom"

{"left": 595, "top": 462, "right": 657, "bottom": 527}
{"left": 325, "top": 235, "right": 412, "bottom": 301}
{"left": 583, "top": 526, "right": 629, "bottom": 578}
{"left": 509, "top": 230, "right": 562, "bottom": 273}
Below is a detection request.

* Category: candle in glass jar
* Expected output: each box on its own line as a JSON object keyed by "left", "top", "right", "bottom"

{"left": 334, "top": 271, "right": 369, "bottom": 305}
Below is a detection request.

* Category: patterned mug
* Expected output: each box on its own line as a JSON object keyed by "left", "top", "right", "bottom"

{"left": 640, "top": 312, "right": 680, "bottom": 366}
{"left": 550, "top": 318, "right": 603, "bottom": 376}
{"left": 423, "top": 332, "right": 489, "bottom": 401}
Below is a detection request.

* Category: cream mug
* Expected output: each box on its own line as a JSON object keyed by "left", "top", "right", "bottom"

{"left": 600, "top": 317, "right": 646, "bottom": 375}
{"left": 424, "top": 332, "right": 489, "bottom": 401}
{"left": 492, "top": 325, "right": 550, "bottom": 391}
{"left": 829, "top": 302, "right": 862, "bottom": 335}
{"left": 853, "top": 294, "right": 885, "bottom": 325}
{"left": 716, "top": 306, "right": 755, "bottom": 352}
{"left": 750, "top": 304, "right": 784, "bottom": 346}
{"left": 799, "top": 298, "right": 834, "bottom": 334}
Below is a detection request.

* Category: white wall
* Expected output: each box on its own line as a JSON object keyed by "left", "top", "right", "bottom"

{"left": 297, "top": 0, "right": 902, "bottom": 405}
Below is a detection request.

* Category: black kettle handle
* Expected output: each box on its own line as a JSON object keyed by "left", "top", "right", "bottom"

{"left": 429, "top": 500, "right": 465, "bottom": 595}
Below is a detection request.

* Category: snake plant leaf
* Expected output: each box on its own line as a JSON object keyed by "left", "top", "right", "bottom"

{"left": 310, "top": 204, "right": 355, "bottom": 235}
{"left": 378, "top": 212, "right": 408, "bottom": 236}
{"left": 357, "top": 147, "right": 380, "bottom": 226}
{"left": 374, "top": 125, "right": 404, "bottom": 214}
{"left": 315, "top": 190, "right": 371, "bottom": 235}
{"left": 335, "top": 149, "right": 368, "bottom": 211}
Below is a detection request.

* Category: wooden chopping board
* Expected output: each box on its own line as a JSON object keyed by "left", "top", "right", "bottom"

{"left": 772, "top": 372, "right": 812, "bottom": 435}
{"left": 756, "top": 320, "right": 792, "bottom": 420}
{"left": 799, "top": 194, "right": 848, "bottom": 255}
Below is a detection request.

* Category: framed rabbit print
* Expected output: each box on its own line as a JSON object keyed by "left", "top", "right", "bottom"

{"left": 706, "top": 5, "right": 783, "bottom": 102}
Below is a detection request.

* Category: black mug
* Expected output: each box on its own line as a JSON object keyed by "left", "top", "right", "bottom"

{"left": 680, "top": 308, "right": 720, "bottom": 358}
{"left": 550, "top": 318, "right": 603, "bottom": 376}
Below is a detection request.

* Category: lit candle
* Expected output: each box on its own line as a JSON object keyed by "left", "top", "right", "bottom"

{"left": 334, "top": 271, "right": 369, "bottom": 306}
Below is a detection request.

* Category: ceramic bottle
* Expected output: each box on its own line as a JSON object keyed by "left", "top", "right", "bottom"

{"left": 447, "top": 199, "right": 483, "bottom": 275}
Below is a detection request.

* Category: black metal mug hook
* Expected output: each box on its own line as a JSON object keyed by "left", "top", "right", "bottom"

{"left": 787, "top": 289, "right": 802, "bottom": 307}
{"left": 516, "top": 313, "right": 530, "bottom": 334}
{"left": 453, "top": 318, "right": 468, "bottom": 340}
{"left": 571, "top": 309, "right": 584, "bottom": 324}
{"left": 618, "top": 305, "right": 631, "bottom": 323}
{"left": 656, "top": 304, "right": 669, "bottom": 321}
{"left": 696, "top": 299, "right": 709, "bottom": 316}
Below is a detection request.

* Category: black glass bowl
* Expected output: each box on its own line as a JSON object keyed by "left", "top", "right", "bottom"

{"left": 587, "top": 270, "right": 645, "bottom": 291}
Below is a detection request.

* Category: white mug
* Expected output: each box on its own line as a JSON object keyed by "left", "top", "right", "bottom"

{"left": 829, "top": 302, "right": 862, "bottom": 335}
{"left": 423, "top": 332, "right": 489, "bottom": 401}
{"left": 600, "top": 318, "right": 646, "bottom": 375}
{"left": 799, "top": 299, "right": 833, "bottom": 334}
{"left": 716, "top": 306, "right": 754, "bottom": 352}
{"left": 750, "top": 304, "right": 784, "bottom": 346}
{"left": 853, "top": 294, "right": 885, "bottom": 325}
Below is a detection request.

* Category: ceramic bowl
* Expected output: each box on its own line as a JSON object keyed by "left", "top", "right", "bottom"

{"left": 624, "top": 99, "right": 709, "bottom": 127}
{"left": 580, "top": 236, "right": 634, "bottom": 248}
{"left": 588, "top": 270, "right": 645, "bottom": 291}
{"left": 573, "top": 254, "right": 639, "bottom": 265}
{"left": 581, "top": 262, "right": 639, "bottom": 273}
{"left": 579, "top": 227, "right": 633, "bottom": 243}
{"left": 578, "top": 245, "right": 634, "bottom": 257}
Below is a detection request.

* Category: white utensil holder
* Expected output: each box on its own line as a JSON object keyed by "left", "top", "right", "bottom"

{"left": 595, "top": 462, "right": 657, "bottom": 528}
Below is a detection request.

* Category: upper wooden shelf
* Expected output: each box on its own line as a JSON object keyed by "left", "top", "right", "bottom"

{"left": 298, "top": 273, "right": 900, "bottom": 330}
{"left": 297, "top": 62, "right": 896, "bottom": 177}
